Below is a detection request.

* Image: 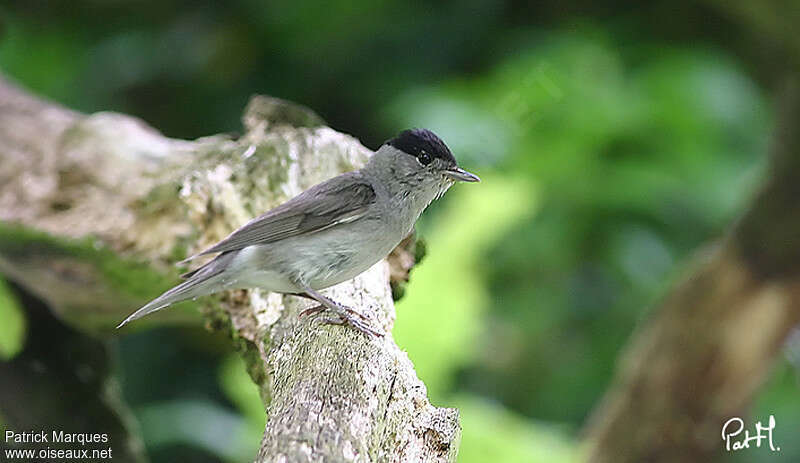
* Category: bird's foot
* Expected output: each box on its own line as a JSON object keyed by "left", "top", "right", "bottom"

{"left": 300, "top": 304, "right": 383, "bottom": 338}
{"left": 298, "top": 305, "right": 325, "bottom": 318}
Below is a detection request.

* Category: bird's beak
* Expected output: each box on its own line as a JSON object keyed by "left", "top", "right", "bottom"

{"left": 444, "top": 167, "right": 481, "bottom": 183}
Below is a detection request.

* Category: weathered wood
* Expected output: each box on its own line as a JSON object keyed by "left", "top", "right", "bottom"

{"left": 0, "top": 75, "right": 460, "bottom": 462}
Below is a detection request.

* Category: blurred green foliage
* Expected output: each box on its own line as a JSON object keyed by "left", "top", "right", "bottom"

{"left": 394, "top": 175, "right": 535, "bottom": 400}
{"left": 1, "top": 2, "right": 796, "bottom": 462}
{"left": 0, "top": 277, "right": 26, "bottom": 360}
{"left": 219, "top": 354, "right": 266, "bottom": 432}
{"left": 388, "top": 29, "right": 770, "bottom": 427}
{"left": 136, "top": 399, "right": 257, "bottom": 462}
{"left": 456, "top": 394, "right": 577, "bottom": 463}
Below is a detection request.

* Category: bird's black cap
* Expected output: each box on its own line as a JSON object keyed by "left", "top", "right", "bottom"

{"left": 387, "top": 128, "right": 456, "bottom": 165}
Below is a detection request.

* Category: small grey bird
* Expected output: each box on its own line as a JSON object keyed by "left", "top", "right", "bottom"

{"left": 117, "top": 128, "right": 479, "bottom": 336}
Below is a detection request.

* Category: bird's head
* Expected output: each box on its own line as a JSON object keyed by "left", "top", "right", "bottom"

{"left": 370, "top": 129, "right": 480, "bottom": 196}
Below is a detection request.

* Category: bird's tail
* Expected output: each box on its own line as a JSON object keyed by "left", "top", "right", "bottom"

{"left": 116, "top": 252, "right": 235, "bottom": 329}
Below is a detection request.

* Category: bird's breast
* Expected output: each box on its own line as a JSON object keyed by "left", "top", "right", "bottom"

{"left": 272, "top": 217, "right": 402, "bottom": 290}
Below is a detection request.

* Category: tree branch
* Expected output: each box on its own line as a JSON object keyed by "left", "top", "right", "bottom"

{"left": 0, "top": 74, "right": 460, "bottom": 462}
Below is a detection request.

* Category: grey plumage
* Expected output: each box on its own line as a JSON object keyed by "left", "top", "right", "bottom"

{"left": 183, "top": 172, "right": 376, "bottom": 261}
{"left": 118, "top": 252, "right": 236, "bottom": 327}
{"left": 117, "top": 128, "right": 479, "bottom": 334}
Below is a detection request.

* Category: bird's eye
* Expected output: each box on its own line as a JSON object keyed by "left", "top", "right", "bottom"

{"left": 418, "top": 151, "right": 432, "bottom": 165}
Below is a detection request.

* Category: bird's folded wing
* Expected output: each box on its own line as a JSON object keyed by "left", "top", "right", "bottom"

{"left": 185, "top": 172, "right": 376, "bottom": 259}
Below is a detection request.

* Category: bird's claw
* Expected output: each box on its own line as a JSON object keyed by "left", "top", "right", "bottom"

{"left": 322, "top": 313, "right": 384, "bottom": 338}
{"left": 305, "top": 306, "right": 383, "bottom": 338}
{"left": 343, "top": 306, "right": 370, "bottom": 322}
{"left": 299, "top": 305, "right": 325, "bottom": 317}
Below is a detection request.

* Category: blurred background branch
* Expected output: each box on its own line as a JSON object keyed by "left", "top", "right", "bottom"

{"left": 584, "top": 77, "right": 800, "bottom": 462}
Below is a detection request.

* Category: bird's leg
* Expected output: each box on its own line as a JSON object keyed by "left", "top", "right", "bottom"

{"left": 294, "top": 286, "right": 383, "bottom": 337}
{"left": 294, "top": 290, "right": 370, "bottom": 321}
{"left": 289, "top": 292, "right": 315, "bottom": 301}
{"left": 289, "top": 292, "right": 321, "bottom": 313}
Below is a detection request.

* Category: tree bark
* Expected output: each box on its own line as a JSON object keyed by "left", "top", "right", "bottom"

{"left": 583, "top": 78, "right": 800, "bottom": 462}
{"left": 0, "top": 74, "right": 460, "bottom": 462}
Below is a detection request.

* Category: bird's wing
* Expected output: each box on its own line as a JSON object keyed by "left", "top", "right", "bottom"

{"left": 185, "top": 172, "right": 376, "bottom": 260}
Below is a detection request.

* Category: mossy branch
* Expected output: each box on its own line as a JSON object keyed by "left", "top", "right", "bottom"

{"left": 0, "top": 74, "right": 459, "bottom": 462}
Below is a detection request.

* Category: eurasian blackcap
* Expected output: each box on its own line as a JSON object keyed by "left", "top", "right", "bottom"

{"left": 117, "top": 128, "right": 479, "bottom": 336}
